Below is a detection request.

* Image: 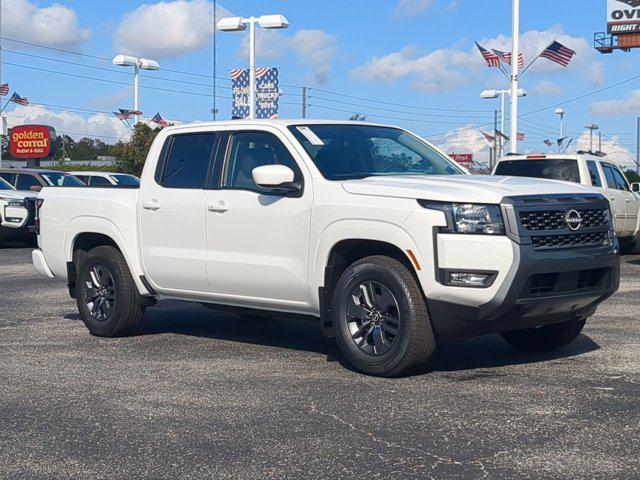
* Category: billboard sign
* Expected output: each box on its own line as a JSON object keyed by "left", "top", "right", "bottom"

{"left": 230, "top": 67, "right": 279, "bottom": 119}
{"left": 9, "top": 125, "right": 56, "bottom": 159}
{"left": 608, "top": 0, "right": 640, "bottom": 34}
{"left": 449, "top": 153, "right": 474, "bottom": 166}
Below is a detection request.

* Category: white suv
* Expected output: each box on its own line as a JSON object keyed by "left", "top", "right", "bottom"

{"left": 493, "top": 153, "right": 640, "bottom": 252}
{"left": 0, "top": 176, "right": 37, "bottom": 245}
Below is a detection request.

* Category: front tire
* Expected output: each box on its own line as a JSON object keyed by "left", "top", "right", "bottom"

{"left": 333, "top": 255, "right": 435, "bottom": 377}
{"left": 500, "top": 318, "right": 586, "bottom": 352}
{"left": 76, "top": 246, "right": 143, "bottom": 337}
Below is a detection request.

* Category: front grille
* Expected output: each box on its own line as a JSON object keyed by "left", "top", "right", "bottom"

{"left": 520, "top": 209, "right": 608, "bottom": 231}
{"left": 522, "top": 268, "right": 610, "bottom": 299}
{"left": 531, "top": 231, "right": 609, "bottom": 250}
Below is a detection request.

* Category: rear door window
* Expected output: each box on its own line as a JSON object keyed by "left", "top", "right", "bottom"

{"left": 89, "top": 176, "right": 112, "bottom": 187}
{"left": 586, "top": 161, "right": 603, "bottom": 187}
{"left": 16, "top": 174, "right": 41, "bottom": 190}
{"left": 611, "top": 165, "right": 630, "bottom": 191}
{"left": 157, "top": 133, "right": 217, "bottom": 189}
{"left": 494, "top": 159, "right": 580, "bottom": 183}
{"left": 0, "top": 172, "right": 15, "bottom": 185}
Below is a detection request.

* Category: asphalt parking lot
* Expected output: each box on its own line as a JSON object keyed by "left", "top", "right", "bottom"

{"left": 1, "top": 245, "right": 639, "bottom": 479}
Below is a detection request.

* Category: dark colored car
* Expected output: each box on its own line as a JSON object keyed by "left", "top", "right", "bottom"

{"left": 0, "top": 168, "right": 85, "bottom": 192}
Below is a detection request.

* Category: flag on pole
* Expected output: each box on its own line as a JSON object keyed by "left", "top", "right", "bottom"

{"left": 495, "top": 130, "right": 510, "bottom": 141}
{"left": 543, "top": 139, "right": 553, "bottom": 147}
{"left": 151, "top": 112, "right": 170, "bottom": 127}
{"left": 9, "top": 92, "right": 29, "bottom": 106}
{"left": 0, "top": 83, "right": 9, "bottom": 96}
{"left": 113, "top": 108, "right": 142, "bottom": 120}
{"left": 540, "top": 41, "right": 576, "bottom": 67}
{"left": 517, "top": 132, "right": 525, "bottom": 141}
{"left": 481, "top": 131, "right": 495, "bottom": 143}
{"left": 475, "top": 42, "right": 501, "bottom": 68}
{"left": 491, "top": 49, "right": 524, "bottom": 68}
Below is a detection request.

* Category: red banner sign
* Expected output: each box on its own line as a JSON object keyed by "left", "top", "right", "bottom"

{"left": 449, "top": 153, "right": 474, "bottom": 166}
{"left": 10, "top": 125, "right": 56, "bottom": 159}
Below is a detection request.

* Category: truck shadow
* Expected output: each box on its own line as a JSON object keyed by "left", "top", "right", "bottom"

{"left": 131, "top": 300, "right": 599, "bottom": 374}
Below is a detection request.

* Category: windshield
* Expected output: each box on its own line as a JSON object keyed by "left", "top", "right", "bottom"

{"left": 0, "top": 177, "right": 14, "bottom": 190}
{"left": 289, "top": 124, "right": 464, "bottom": 180}
{"left": 494, "top": 159, "right": 580, "bottom": 183}
{"left": 41, "top": 172, "right": 85, "bottom": 187}
{"left": 112, "top": 174, "right": 140, "bottom": 187}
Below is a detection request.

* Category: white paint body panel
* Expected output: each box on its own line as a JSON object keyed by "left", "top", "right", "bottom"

{"left": 35, "top": 120, "right": 605, "bottom": 317}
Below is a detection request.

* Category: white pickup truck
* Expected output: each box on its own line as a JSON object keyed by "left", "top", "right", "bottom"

{"left": 32, "top": 120, "right": 620, "bottom": 376}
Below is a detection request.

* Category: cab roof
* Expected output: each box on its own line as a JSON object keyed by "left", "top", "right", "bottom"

{"left": 496, "top": 153, "right": 608, "bottom": 162}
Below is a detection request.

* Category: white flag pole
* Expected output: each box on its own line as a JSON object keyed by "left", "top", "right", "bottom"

{"left": 509, "top": 0, "right": 520, "bottom": 154}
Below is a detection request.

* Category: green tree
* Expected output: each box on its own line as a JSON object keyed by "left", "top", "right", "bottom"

{"left": 624, "top": 169, "right": 640, "bottom": 184}
{"left": 112, "top": 123, "right": 161, "bottom": 176}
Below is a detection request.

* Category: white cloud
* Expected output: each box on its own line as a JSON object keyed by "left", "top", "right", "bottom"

{"left": 431, "top": 126, "right": 491, "bottom": 165}
{"left": 532, "top": 80, "right": 562, "bottom": 96}
{"left": 6, "top": 105, "right": 131, "bottom": 143}
{"left": 394, "top": 0, "right": 435, "bottom": 15}
{"left": 590, "top": 90, "right": 640, "bottom": 117}
{"left": 574, "top": 132, "right": 635, "bottom": 169}
{"left": 445, "top": 1, "right": 461, "bottom": 12}
{"left": 2, "top": 0, "right": 89, "bottom": 48}
{"left": 113, "top": 0, "right": 231, "bottom": 60}
{"left": 351, "top": 25, "right": 602, "bottom": 94}
{"left": 239, "top": 28, "right": 337, "bottom": 85}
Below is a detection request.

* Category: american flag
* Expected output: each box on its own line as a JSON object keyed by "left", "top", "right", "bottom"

{"left": 495, "top": 130, "right": 510, "bottom": 141}
{"left": 151, "top": 112, "right": 170, "bottom": 127}
{"left": 476, "top": 42, "right": 501, "bottom": 68}
{"left": 481, "top": 131, "right": 495, "bottom": 143}
{"left": 540, "top": 41, "right": 576, "bottom": 67}
{"left": 543, "top": 139, "right": 553, "bottom": 147}
{"left": 0, "top": 83, "right": 9, "bottom": 96}
{"left": 517, "top": 132, "right": 525, "bottom": 141}
{"left": 491, "top": 49, "right": 524, "bottom": 68}
{"left": 9, "top": 92, "right": 29, "bottom": 106}
{"left": 113, "top": 108, "right": 142, "bottom": 120}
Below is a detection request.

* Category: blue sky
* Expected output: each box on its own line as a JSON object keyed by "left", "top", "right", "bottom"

{"left": 2, "top": 0, "right": 639, "bottom": 167}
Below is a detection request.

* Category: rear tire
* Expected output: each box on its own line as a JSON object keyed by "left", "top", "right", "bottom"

{"left": 76, "top": 245, "right": 143, "bottom": 337}
{"left": 333, "top": 255, "right": 435, "bottom": 377}
{"left": 619, "top": 237, "right": 637, "bottom": 256}
{"left": 500, "top": 318, "right": 586, "bottom": 352}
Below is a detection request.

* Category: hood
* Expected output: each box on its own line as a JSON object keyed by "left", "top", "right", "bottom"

{"left": 342, "top": 174, "right": 596, "bottom": 204}
{"left": 0, "top": 190, "right": 37, "bottom": 200}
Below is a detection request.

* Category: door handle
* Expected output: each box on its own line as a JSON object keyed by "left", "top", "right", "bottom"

{"left": 142, "top": 200, "right": 161, "bottom": 211}
{"left": 208, "top": 201, "right": 229, "bottom": 213}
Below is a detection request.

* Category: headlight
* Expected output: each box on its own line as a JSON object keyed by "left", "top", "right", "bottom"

{"left": 452, "top": 204, "right": 505, "bottom": 235}
{"left": 0, "top": 197, "right": 25, "bottom": 207}
{"left": 418, "top": 200, "right": 505, "bottom": 235}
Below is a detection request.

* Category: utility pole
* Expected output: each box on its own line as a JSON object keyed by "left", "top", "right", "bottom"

{"left": 598, "top": 131, "right": 602, "bottom": 154}
{"left": 0, "top": 0, "right": 4, "bottom": 169}
{"left": 636, "top": 117, "right": 639, "bottom": 174}
{"left": 500, "top": 91, "right": 506, "bottom": 158}
{"left": 509, "top": 0, "right": 520, "bottom": 153}
{"left": 493, "top": 109, "right": 498, "bottom": 167}
{"left": 212, "top": 0, "right": 217, "bottom": 121}
{"left": 301, "top": 86, "right": 307, "bottom": 119}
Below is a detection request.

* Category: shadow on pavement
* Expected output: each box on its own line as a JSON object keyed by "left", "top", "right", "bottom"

{"left": 114, "top": 299, "right": 600, "bottom": 374}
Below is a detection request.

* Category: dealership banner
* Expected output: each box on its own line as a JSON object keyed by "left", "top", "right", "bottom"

{"left": 10, "top": 125, "right": 56, "bottom": 159}
{"left": 608, "top": 0, "right": 640, "bottom": 34}
{"left": 230, "top": 67, "right": 279, "bottom": 119}
{"left": 449, "top": 153, "right": 474, "bottom": 167}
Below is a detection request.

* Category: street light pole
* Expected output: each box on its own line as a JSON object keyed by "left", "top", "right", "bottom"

{"left": 585, "top": 123, "right": 599, "bottom": 152}
{"left": 500, "top": 91, "right": 506, "bottom": 157}
{"left": 248, "top": 17, "right": 256, "bottom": 120}
{"left": 510, "top": 0, "right": 520, "bottom": 154}
{"left": 113, "top": 55, "right": 160, "bottom": 125}
{"left": 134, "top": 63, "right": 140, "bottom": 124}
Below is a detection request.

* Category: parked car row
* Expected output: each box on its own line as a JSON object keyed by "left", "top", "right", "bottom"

{"left": 0, "top": 167, "right": 139, "bottom": 245}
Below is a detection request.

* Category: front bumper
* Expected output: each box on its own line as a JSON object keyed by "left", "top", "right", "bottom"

{"left": 425, "top": 193, "right": 620, "bottom": 338}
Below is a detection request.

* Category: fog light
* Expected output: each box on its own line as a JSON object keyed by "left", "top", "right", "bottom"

{"left": 6, "top": 217, "right": 21, "bottom": 223}
{"left": 446, "top": 271, "right": 495, "bottom": 288}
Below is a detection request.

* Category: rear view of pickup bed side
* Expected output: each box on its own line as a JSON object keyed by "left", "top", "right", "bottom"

{"left": 31, "top": 119, "right": 620, "bottom": 377}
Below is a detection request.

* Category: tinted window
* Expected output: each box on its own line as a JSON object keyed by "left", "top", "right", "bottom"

{"left": 494, "top": 159, "right": 580, "bottom": 183}
{"left": 0, "top": 172, "right": 14, "bottom": 185}
{"left": 16, "top": 174, "right": 41, "bottom": 190}
{"left": 601, "top": 164, "right": 617, "bottom": 190}
{"left": 89, "top": 176, "right": 112, "bottom": 186}
{"left": 0, "top": 177, "right": 13, "bottom": 190}
{"left": 159, "top": 133, "right": 216, "bottom": 189}
{"left": 586, "top": 161, "right": 602, "bottom": 187}
{"left": 112, "top": 175, "right": 139, "bottom": 187}
{"left": 611, "top": 165, "right": 630, "bottom": 191}
{"left": 40, "top": 172, "right": 84, "bottom": 186}
{"left": 224, "top": 131, "right": 301, "bottom": 192}
{"left": 75, "top": 175, "right": 89, "bottom": 184}
{"left": 289, "top": 124, "right": 462, "bottom": 180}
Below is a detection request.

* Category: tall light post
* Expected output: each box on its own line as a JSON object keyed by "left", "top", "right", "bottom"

{"left": 509, "top": 0, "right": 520, "bottom": 153}
{"left": 217, "top": 14, "right": 289, "bottom": 119}
{"left": 555, "top": 108, "right": 565, "bottom": 139}
{"left": 112, "top": 55, "right": 160, "bottom": 124}
{"left": 481, "top": 88, "right": 527, "bottom": 157}
{"left": 585, "top": 123, "right": 599, "bottom": 152}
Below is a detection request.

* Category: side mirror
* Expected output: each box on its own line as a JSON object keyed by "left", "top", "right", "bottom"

{"left": 632, "top": 182, "right": 640, "bottom": 193}
{"left": 252, "top": 165, "right": 300, "bottom": 192}
{"left": 30, "top": 185, "right": 42, "bottom": 192}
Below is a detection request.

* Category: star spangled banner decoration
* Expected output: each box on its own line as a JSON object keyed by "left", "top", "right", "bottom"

{"left": 475, "top": 42, "right": 501, "bottom": 68}
{"left": 231, "top": 67, "right": 280, "bottom": 119}
{"left": 0, "top": 83, "right": 9, "bottom": 96}
{"left": 491, "top": 49, "right": 524, "bottom": 68}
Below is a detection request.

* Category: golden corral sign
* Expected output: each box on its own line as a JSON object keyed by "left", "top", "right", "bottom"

{"left": 10, "top": 125, "right": 56, "bottom": 159}
{"left": 608, "top": 0, "right": 640, "bottom": 33}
